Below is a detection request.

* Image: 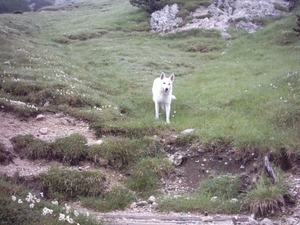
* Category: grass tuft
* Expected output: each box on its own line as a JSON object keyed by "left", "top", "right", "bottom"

{"left": 126, "top": 157, "right": 175, "bottom": 197}
{"left": 243, "top": 170, "right": 288, "bottom": 217}
{"left": 81, "top": 186, "right": 136, "bottom": 212}
{"left": 39, "top": 166, "right": 106, "bottom": 201}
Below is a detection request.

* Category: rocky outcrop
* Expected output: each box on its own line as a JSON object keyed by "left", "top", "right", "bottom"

{"left": 151, "top": 0, "right": 291, "bottom": 37}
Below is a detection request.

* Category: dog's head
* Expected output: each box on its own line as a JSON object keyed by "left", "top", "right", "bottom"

{"left": 160, "top": 72, "right": 174, "bottom": 94}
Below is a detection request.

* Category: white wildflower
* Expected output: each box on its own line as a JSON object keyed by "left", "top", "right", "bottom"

{"left": 65, "top": 203, "right": 71, "bottom": 214}
{"left": 66, "top": 215, "right": 74, "bottom": 224}
{"left": 74, "top": 210, "right": 79, "bottom": 217}
{"left": 42, "top": 207, "right": 53, "bottom": 216}
{"left": 59, "top": 213, "right": 66, "bottom": 221}
{"left": 29, "top": 203, "right": 34, "bottom": 208}
{"left": 18, "top": 199, "right": 23, "bottom": 204}
{"left": 52, "top": 200, "right": 59, "bottom": 205}
{"left": 11, "top": 196, "right": 16, "bottom": 201}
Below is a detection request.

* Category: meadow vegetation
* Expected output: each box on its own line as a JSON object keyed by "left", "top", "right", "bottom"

{"left": 0, "top": 0, "right": 300, "bottom": 220}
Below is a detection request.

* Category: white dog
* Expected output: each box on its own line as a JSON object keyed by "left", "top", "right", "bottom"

{"left": 152, "top": 72, "right": 176, "bottom": 123}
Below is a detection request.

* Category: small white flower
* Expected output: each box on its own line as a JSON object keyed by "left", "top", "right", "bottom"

{"left": 74, "top": 210, "right": 79, "bottom": 217}
{"left": 29, "top": 203, "right": 34, "bottom": 208}
{"left": 66, "top": 215, "right": 74, "bottom": 224}
{"left": 65, "top": 203, "right": 71, "bottom": 214}
{"left": 42, "top": 207, "right": 53, "bottom": 216}
{"left": 40, "top": 192, "right": 44, "bottom": 198}
{"left": 11, "top": 196, "right": 16, "bottom": 201}
{"left": 18, "top": 199, "right": 23, "bottom": 204}
{"left": 52, "top": 200, "right": 59, "bottom": 205}
{"left": 59, "top": 213, "right": 66, "bottom": 221}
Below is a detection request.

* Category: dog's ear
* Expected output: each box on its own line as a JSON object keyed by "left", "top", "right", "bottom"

{"left": 170, "top": 74, "right": 175, "bottom": 82}
{"left": 160, "top": 72, "right": 165, "bottom": 80}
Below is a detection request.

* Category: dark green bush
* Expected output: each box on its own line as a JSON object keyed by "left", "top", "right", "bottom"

{"left": 129, "top": 0, "right": 170, "bottom": 13}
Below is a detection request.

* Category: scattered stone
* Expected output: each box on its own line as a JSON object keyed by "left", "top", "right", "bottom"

{"left": 39, "top": 127, "right": 48, "bottom": 135}
{"left": 148, "top": 196, "right": 156, "bottom": 204}
{"left": 230, "top": 198, "right": 238, "bottom": 203}
{"left": 202, "top": 216, "right": 213, "bottom": 222}
{"left": 44, "top": 101, "right": 50, "bottom": 107}
{"left": 248, "top": 214, "right": 258, "bottom": 225}
{"left": 151, "top": 201, "right": 158, "bottom": 209}
{"left": 260, "top": 218, "right": 273, "bottom": 225}
{"left": 168, "top": 151, "right": 186, "bottom": 166}
{"left": 9, "top": 100, "right": 26, "bottom": 106}
{"left": 130, "top": 202, "right": 137, "bottom": 209}
{"left": 181, "top": 128, "right": 195, "bottom": 134}
{"left": 210, "top": 196, "right": 218, "bottom": 202}
{"left": 36, "top": 114, "right": 45, "bottom": 121}
{"left": 86, "top": 140, "right": 103, "bottom": 146}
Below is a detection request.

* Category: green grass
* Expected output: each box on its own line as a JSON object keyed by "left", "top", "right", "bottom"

{"left": 159, "top": 175, "right": 243, "bottom": 213}
{"left": 81, "top": 186, "right": 136, "bottom": 212}
{"left": 0, "top": 0, "right": 300, "bottom": 217}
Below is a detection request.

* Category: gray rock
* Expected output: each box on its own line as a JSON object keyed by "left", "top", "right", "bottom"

{"left": 260, "top": 218, "right": 273, "bottom": 225}
{"left": 10, "top": 100, "right": 26, "bottom": 106}
{"left": 150, "top": 4, "right": 182, "bottom": 33}
{"left": 148, "top": 196, "right": 156, "bottom": 204}
{"left": 178, "top": 0, "right": 290, "bottom": 37}
{"left": 168, "top": 152, "right": 186, "bottom": 166}
{"left": 36, "top": 114, "right": 45, "bottom": 121}
{"left": 39, "top": 127, "right": 48, "bottom": 135}
{"left": 202, "top": 216, "right": 213, "bottom": 222}
{"left": 181, "top": 128, "right": 195, "bottom": 134}
{"left": 248, "top": 214, "right": 258, "bottom": 225}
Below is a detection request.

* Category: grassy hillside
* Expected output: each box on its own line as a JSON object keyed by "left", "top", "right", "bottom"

{"left": 0, "top": 0, "right": 300, "bottom": 220}
{"left": 1, "top": 0, "right": 299, "bottom": 151}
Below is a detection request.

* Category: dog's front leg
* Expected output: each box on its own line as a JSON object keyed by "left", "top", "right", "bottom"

{"left": 154, "top": 101, "right": 159, "bottom": 119}
{"left": 165, "top": 104, "right": 170, "bottom": 123}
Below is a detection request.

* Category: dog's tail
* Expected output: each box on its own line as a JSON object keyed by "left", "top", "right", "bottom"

{"left": 172, "top": 95, "right": 176, "bottom": 100}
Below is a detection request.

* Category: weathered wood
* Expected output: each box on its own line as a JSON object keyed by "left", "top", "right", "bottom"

{"left": 264, "top": 155, "right": 278, "bottom": 183}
